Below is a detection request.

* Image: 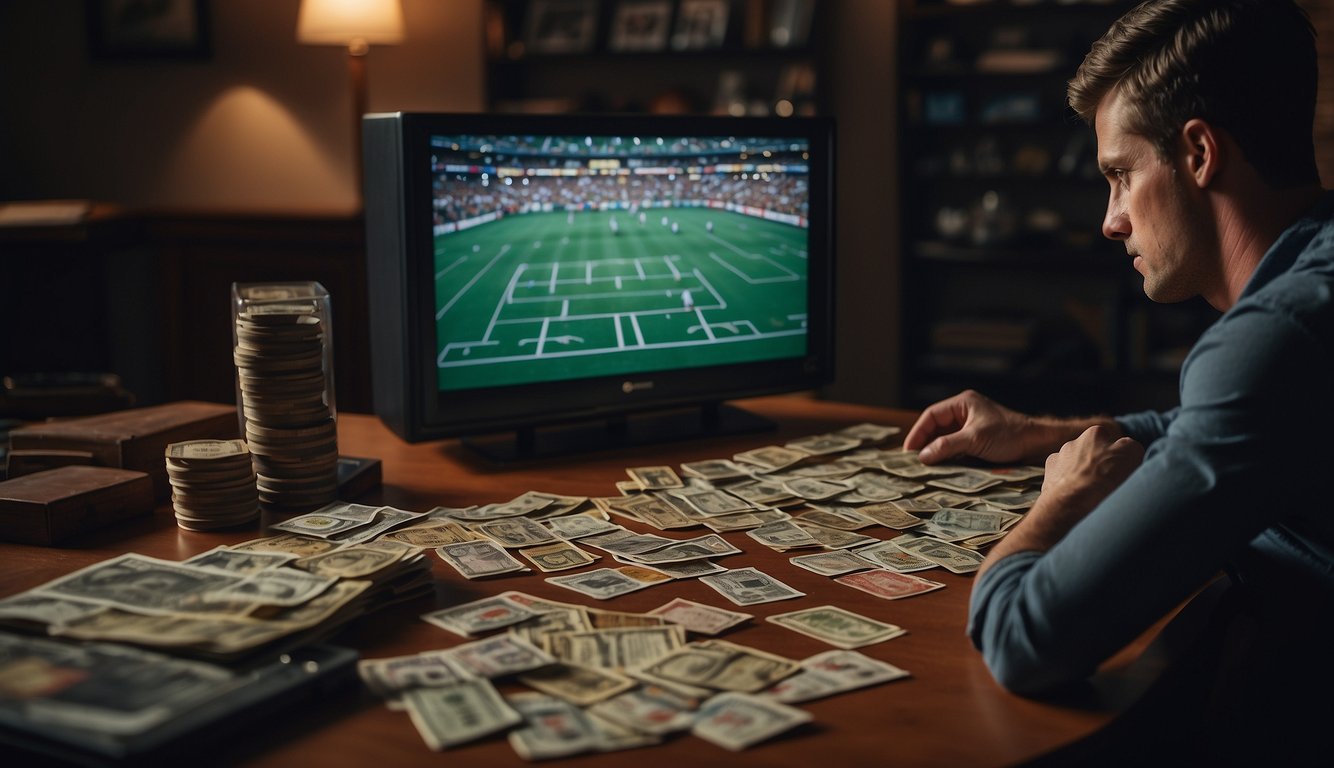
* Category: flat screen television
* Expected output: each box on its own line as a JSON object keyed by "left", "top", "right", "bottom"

{"left": 363, "top": 112, "right": 834, "bottom": 458}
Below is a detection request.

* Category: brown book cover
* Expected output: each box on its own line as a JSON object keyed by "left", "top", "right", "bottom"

{"left": 0, "top": 465, "right": 154, "bottom": 545}
{"left": 7, "top": 401, "right": 238, "bottom": 499}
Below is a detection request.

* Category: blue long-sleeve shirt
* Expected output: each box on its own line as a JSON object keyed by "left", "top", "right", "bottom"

{"left": 968, "top": 192, "right": 1334, "bottom": 694}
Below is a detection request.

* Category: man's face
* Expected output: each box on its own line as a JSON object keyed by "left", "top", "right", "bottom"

{"left": 1095, "top": 90, "right": 1211, "bottom": 303}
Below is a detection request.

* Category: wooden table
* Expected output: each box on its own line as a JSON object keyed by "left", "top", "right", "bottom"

{"left": 0, "top": 395, "right": 1181, "bottom": 766}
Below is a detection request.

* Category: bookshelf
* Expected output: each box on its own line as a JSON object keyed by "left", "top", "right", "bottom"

{"left": 482, "top": 0, "right": 827, "bottom": 115}
{"left": 897, "top": 0, "right": 1214, "bottom": 416}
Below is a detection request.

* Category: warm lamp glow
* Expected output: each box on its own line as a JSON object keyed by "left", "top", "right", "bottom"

{"left": 297, "top": 0, "right": 404, "bottom": 53}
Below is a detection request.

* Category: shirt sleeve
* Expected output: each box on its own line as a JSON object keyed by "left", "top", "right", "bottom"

{"left": 967, "top": 301, "right": 1330, "bottom": 694}
{"left": 1114, "top": 407, "right": 1178, "bottom": 445}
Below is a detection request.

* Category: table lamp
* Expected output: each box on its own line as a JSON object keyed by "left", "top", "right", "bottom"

{"left": 297, "top": 0, "right": 405, "bottom": 201}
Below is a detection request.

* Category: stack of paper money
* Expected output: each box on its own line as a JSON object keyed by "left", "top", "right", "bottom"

{"left": 359, "top": 589, "right": 912, "bottom": 756}
{"left": 233, "top": 301, "right": 338, "bottom": 510}
{"left": 165, "top": 439, "right": 259, "bottom": 531}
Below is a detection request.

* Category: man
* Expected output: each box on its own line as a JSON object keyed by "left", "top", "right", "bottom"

{"left": 904, "top": 0, "right": 1333, "bottom": 761}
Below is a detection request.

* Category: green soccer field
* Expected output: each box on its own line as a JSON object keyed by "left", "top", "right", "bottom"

{"left": 433, "top": 207, "right": 809, "bottom": 391}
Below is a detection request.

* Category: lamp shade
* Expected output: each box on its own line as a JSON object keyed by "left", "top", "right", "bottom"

{"left": 297, "top": 0, "right": 404, "bottom": 46}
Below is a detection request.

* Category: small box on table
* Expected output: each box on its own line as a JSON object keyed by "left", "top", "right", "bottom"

{"left": 7, "top": 401, "right": 238, "bottom": 499}
{"left": 0, "top": 465, "right": 154, "bottom": 545}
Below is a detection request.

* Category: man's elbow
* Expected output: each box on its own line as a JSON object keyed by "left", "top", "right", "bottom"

{"left": 974, "top": 619, "right": 1088, "bottom": 695}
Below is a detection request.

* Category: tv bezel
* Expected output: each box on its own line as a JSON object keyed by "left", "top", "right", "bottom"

{"left": 363, "top": 111, "right": 835, "bottom": 444}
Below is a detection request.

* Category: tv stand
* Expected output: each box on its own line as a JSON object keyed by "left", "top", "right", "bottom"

{"left": 461, "top": 403, "right": 775, "bottom": 462}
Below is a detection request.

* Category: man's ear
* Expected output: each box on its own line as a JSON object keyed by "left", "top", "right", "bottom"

{"left": 1180, "top": 118, "right": 1220, "bottom": 188}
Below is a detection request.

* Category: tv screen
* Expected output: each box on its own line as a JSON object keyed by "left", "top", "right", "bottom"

{"left": 364, "top": 113, "right": 834, "bottom": 454}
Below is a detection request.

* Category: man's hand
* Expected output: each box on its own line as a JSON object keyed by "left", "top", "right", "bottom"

{"left": 904, "top": 390, "right": 1113, "bottom": 465}
{"left": 979, "top": 425, "right": 1145, "bottom": 577}
{"left": 1036, "top": 425, "right": 1145, "bottom": 519}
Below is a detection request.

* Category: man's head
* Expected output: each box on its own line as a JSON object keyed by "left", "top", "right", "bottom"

{"left": 1069, "top": 0, "right": 1319, "bottom": 190}
{"left": 1070, "top": 0, "right": 1320, "bottom": 305}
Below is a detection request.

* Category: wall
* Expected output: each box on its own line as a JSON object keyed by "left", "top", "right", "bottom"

{"left": 0, "top": 0, "right": 486, "bottom": 212}
{"left": 0, "top": 0, "right": 905, "bottom": 409}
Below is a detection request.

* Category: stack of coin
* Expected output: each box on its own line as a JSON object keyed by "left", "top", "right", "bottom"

{"left": 234, "top": 302, "right": 339, "bottom": 510}
{"left": 165, "top": 439, "right": 260, "bottom": 530}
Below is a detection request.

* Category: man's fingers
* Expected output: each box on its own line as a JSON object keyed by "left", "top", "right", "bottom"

{"left": 919, "top": 433, "right": 963, "bottom": 464}
{"left": 904, "top": 396, "right": 967, "bottom": 451}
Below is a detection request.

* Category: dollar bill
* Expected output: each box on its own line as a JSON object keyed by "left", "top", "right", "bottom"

{"left": 784, "top": 433, "right": 863, "bottom": 456}
{"left": 587, "top": 683, "right": 700, "bottom": 735}
{"left": 834, "top": 422, "right": 903, "bottom": 443}
{"left": 517, "top": 540, "right": 599, "bottom": 572}
{"left": 293, "top": 546, "right": 406, "bottom": 579}
{"left": 766, "top": 605, "right": 906, "bottom": 649}
{"left": 893, "top": 536, "right": 985, "bottom": 574}
{"left": 230, "top": 533, "right": 340, "bottom": 557}
{"left": 834, "top": 569, "right": 947, "bottom": 600}
{"left": 420, "top": 595, "right": 538, "bottom": 637}
{"left": 733, "top": 445, "right": 809, "bottom": 471}
{"left": 517, "top": 661, "right": 636, "bottom": 706}
{"left": 545, "top": 514, "right": 621, "bottom": 540}
{"left": 183, "top": 546, "right": 297, "bottom": 574}
{"left": 357, "top": 651, "right": 475, "bottom": 698}
{"left": 852, "top": 541, "right": 939, "bottom": 573}
{"left": 762, "top": 649, "right": 911, "bottom": 704}
{"left": 33, "top": 554, "right": 244, "bottom": 616}
{"left": 637, "top": 640, "right": 800, "bottom": 693}
{"left": 544, "top": 568, "right": 658, "bottom": 600}
{"left": 698, "top": 567, "right": 805, "bottom": 606}
{"left": 448, "top": 634, "right": 554, "bottom": 678}
{"left": 541, "top": 625, "right": 687, "bottom": 669}
{"left": 619, "top": 534, "right": 742, "bottom": 565}
{"left": 505, "top": 692, "right": 601, "bottom": 760}
{"left": 691, "top": 692, "right": 813, "bottom": 750}
{"left": 745, "top": 520, "right": 820, "bottom": 551}
{"left": 384, "top": 521, "right": 484, "bottom": 548}
{"left": 679, "top": 459, "right": 752, "bottom": 481}
{"left": 789, "top": 550, "right": 875, "bottom": 577}
{"left": 646, "top": 597, "right": 753, "bottom": 635}
{"left": 204, "top": 568, "right": 336, "bottom": 607}
{"left": 435, "top": 540, "right": 529, "bottom": 579}
{"left": 477, "top": 516, "right": 560, "bottom": 548}
{"left": 402, "top": 678, "right": 522, "bottom": 750}
{"left": 625, "top": 465, "right": 684, "bottom": 490}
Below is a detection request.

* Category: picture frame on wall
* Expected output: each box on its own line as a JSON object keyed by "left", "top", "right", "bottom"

{"left": 86, "top": 0, "right": 211, "bottom": 60}
{"left": 524, "top": 0, "right": 599, "bottom": 55}
{"left": 671, "top": 0, "right": 730, "bottom": 51}
{"left": 608, "top": 1, "right": 673, "bottom": 53}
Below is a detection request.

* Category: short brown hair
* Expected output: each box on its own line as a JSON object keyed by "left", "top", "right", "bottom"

{"left": 1068, "top": 0, "right": 1319, "bottom": 188}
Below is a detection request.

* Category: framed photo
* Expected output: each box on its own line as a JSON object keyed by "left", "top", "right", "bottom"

{"left": 671, "top": 0, "right": 730, "bottom": 51}
{"left": 524, "top": 0, "right": 598, "bottom": 55}
{"left": 86, "top": 0, "right": 210, "bottom": 60}
{"left": 608, "top": 0, "right": 673, "bottom": 53}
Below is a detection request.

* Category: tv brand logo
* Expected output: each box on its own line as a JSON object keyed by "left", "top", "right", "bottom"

{"left": 621, "top": 380, "right": 655, "bottom": 394}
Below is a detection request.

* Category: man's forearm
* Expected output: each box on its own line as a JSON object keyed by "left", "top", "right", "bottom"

{"left": 1017, "top": 414, "right": 1123, "bottom": 463}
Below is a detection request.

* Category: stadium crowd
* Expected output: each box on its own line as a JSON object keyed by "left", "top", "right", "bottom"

{"left": 431, "top": 170, "right": 808, "bottom": 227}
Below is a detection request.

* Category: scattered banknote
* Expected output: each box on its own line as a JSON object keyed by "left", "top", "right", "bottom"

{"left": 766, "top": 604, "right": 907, "bottom": 649}
{"left": 762, "top": 649, "right": 911, "bottom": 704}
{"left": 834, "top": 569, "right": 947, "bottom": 600}
{"left": 636, "top": 639, "right": 800, "bottom": 693}
{"left": 420, "top": 595, "right": 539, "bottom": 637}
{"left": 434, "top": 540, "right": 529, "bottom": 579}
{"left": 646, "top": 597, "right": 753, "bottom": 635}
{"left": 402, "top": 678, "right": 521, "bottom": 750}
{"left": 698, "top": 567, "right": 805, "bottom": 606}
{"left": 691, "top": 692, "right": 813, "bottom": 751}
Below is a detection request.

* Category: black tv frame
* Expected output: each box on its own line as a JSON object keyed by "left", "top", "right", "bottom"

{"left": 363, "top": 112, "right": 835, "bottom": 458}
